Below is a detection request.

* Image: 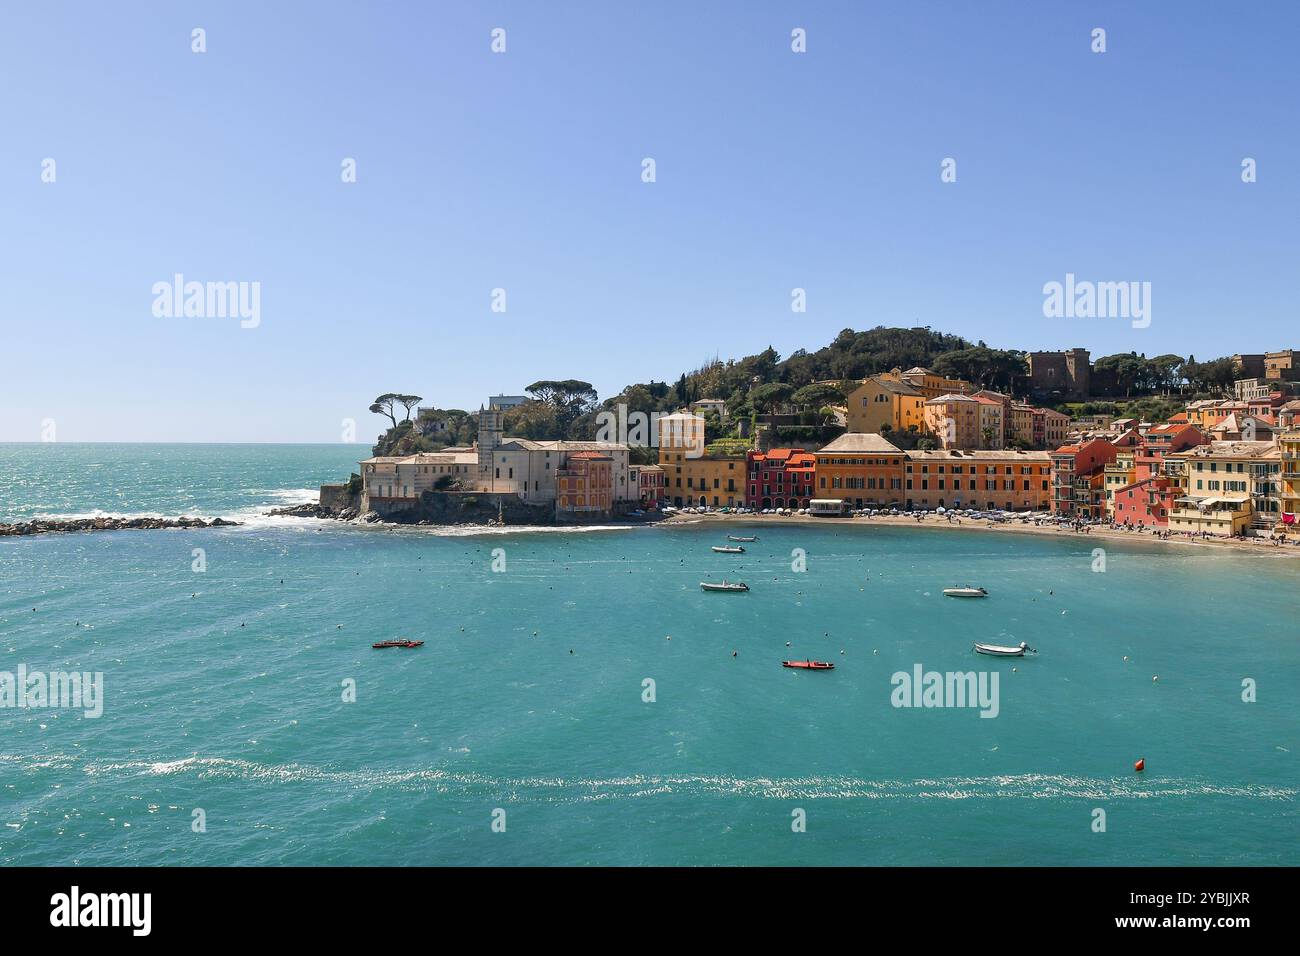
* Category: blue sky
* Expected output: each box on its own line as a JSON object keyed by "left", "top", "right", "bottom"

{"left": 1, "top": 1, "right": 1296, "bottom": 442}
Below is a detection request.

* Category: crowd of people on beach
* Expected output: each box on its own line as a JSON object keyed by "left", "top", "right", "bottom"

{"left": 1102, "top": 519, "right": 1296, "bottom": 547}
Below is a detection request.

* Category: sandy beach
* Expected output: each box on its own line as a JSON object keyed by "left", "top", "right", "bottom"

{"left": 660, "top": 511, "right": 1300, "bottom": 560}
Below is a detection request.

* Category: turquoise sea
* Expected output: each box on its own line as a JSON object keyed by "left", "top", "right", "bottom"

{"left": 1, "top": 443, "right": 1296, "bottom": 866}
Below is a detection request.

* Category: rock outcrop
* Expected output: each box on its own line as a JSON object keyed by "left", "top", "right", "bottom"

{"left": 0, "top": 516, "right": 241, "bottom": 537}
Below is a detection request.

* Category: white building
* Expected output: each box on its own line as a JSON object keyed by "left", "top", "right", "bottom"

{"left": 474, "top": 403, "right": 633, "bottom": 502}
{"left": 360, "top": 451, "right": 479, "bottom": 511}
{"left": 479, "top": 438, "right": 633, "bottom": 503}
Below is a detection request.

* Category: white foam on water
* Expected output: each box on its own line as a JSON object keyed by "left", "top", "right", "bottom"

{"left": 9, "top": 754, "right": 1290, "bottom": 805}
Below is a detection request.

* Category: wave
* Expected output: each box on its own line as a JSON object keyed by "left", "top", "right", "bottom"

{"left": 246, "top": 488, "right": 320, "bottom": 504}
{"left": 394, "top": 523, "right": 637, "bottom": 538}
{"left": 22, "top": 508, "right": 206, "bottom": 521}
{"left": 3, "top": 754, "right": 1292, "bottom": 803}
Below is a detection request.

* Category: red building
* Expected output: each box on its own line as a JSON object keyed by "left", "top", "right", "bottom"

{"left": 747, "top": 448, "right": 816, "bottom": 509}
{"left": 631, "top": 463, "right": 665, "bottom": 506}
{"left": 1052, "top": 437, "right": 1126, "bottom": 517}
{"left": 1111, "top": 424, "right": 1204, "bottom": 527}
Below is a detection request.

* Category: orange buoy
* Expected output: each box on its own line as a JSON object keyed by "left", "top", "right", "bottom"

{"left": 1134, "top": 758, "right": 1145, "bottom": 772}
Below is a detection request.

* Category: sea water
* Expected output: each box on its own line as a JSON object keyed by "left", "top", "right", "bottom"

{"left": 1, "top": 444, "right": 1296, "bottom": 865}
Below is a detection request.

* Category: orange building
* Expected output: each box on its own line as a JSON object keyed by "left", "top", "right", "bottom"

{"left": 556, "top": 451, "right": 613, "bottom": 516}
{"left": 813, "top": 433, "right": 906, "bottom": 507}
{"left": 904, "top": 449, "right": 1053, "bottom": 511}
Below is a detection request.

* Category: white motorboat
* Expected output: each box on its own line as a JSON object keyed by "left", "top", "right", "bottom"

{"left": 700, "top": 580, "right": 749, "bottom": 592}
{"left": 711, "top": 545, "right": 745, "bottom": 553}
{"left": 943, "top": 586, "right": 989, "bottom": 598}
{"left": 727, "top": 535, "right": 758, "bottom": 542}
{"left": 973, "top": 641, "right": 1036, "bottom": 657}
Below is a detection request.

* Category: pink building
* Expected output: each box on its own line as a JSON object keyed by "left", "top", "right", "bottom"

{"left": 1111, "top": 424, "right": 1205, "bottom": 527}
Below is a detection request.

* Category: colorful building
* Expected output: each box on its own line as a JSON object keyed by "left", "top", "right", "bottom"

{"left": 902, "top": 449, "right": 1052, "bottom": 511}
{"left": 629, "top": 463, "right": 665, "bottom": 506}
{"left": 1280, "top": 431, "right": 1300, "bottom": 527}
{"left": 1007, "top": 403, "right": 1070, "bottom": 449}
{"left": 1051, "top": 437, "right": 1124, "bottom": 517}
{"left": 891, "top": 366, "right": 975, "bottom": 399}
{"left": 657, "top": 412, "right": 746, "bottom": 507}
{"left": 924, "top": 393, "right": 981, "bottom": 449}
{"left": 844, "top": 376, "right": 926, "bottom": 436}
{"left": 747, "top": 448, "right": 817, "bottom": 509}
{"left": 813, "top": 433, "right": 905, "bottom": 507}
{"left": 971, "top": 392, "right": 1008, "bottom": 449}
{"left": 1110, "top": 423, "right": 1205, "bottom": 527}
{"left": 556, "top": 451, "right": 614, "bottom": 517}
{"left": 1208, "top": 413, "right": 1274, "bottom": 442}
{"left": 1103, "top": 448, "right": 1138, "bottom": 514}
{"left": 1169, "top": 440, "right": 1283, "bottom": 535}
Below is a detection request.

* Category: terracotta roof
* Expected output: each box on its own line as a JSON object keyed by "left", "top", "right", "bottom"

{"left": 906, "top": 449, "right": 1051, "bottom": 461}
{"left": 817, "top": 433, "right": 904, "bottom": 454}
{"left": 858, "top": 376, "right": 925, "bottom": 397}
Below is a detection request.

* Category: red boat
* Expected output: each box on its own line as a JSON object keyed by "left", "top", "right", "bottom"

{"left": 782, "top": 659, "right": 834, "bottom": 670}
{"left": 372, "top": 639, "right": 424, "bottom": 649}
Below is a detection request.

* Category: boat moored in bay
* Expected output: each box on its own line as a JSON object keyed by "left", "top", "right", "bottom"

{"left": 943, "top": 586, "right": 989, "bottom": 598}
{"left": 973, "top": 641, "right": 1035, "bottom": 657}
{"left": 701, "top": 580, "right": 749, "bottom": 592}
{"left": 711, "top": 545, "right": 745, "bottom": 553}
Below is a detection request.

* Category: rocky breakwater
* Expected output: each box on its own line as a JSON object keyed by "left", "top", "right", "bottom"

{"left": 0, "top": 516, "right": 241, "bottom": 537}
{"left": 267, "top": 503, "right": 359, "bottom": 520}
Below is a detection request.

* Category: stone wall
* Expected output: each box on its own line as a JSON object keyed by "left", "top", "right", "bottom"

{"left": 319, "top": 484, "right": 354, "bottom": 511}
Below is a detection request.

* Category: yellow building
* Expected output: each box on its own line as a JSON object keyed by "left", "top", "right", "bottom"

{"left": 657, "top": 412, "right": 746, "bottom": 507}
{"left": 1280, "top": 431, "right": 1300, "bottom": 521}
{"left": 844, "top": 376, "right": 926, "bottom": 436}
{"left": 888, "top": 366, "right": 975, "bottom": 399}
{"left": 1167, "top": 440, "right": 1282, "bottom": 536}
{"left": 1103, "top": 448, "right": 1137, "bottom": 514}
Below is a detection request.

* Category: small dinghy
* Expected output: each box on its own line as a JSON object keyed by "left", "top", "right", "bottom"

{"left": 372, "top": 639, "right": 424, "bottom": 649}
{"left": 700, "top": 580, "right": 749, "bottom": 592}
{"left": 782, "top": 660, "right": 835, "bottom": 670}
{"left": 943, "top": 586, "right": 989, "bottom": 598}
{"left": 711, "top": 545, "right": 745, "bottom": 553}
{"left": 973, "top": 641, "right": 1035, "bottom": 657}
{"left": 727, "top": 534, "right": 758, "bottom": 542}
